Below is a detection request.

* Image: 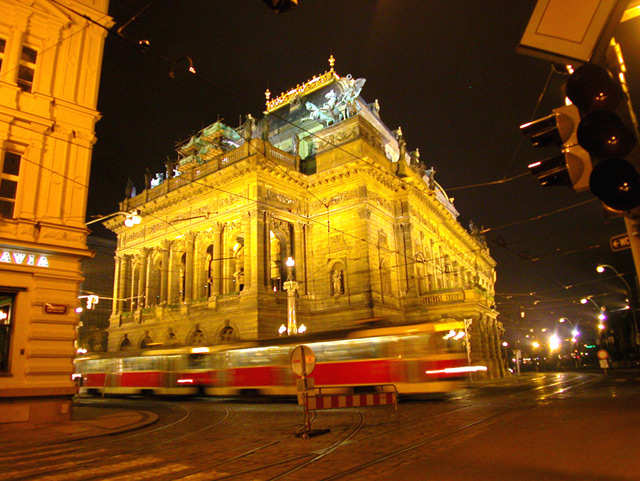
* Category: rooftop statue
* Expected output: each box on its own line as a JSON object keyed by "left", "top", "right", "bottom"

{"left": 302, "top": 75, "right": 366, "bottom": 126}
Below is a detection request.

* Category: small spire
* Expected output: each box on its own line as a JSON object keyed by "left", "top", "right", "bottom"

{"left": 329, "top": 54, "right": 335, "bottom": 70}
{"left": 265, "top": 89, "right": 271, "bottom": 106}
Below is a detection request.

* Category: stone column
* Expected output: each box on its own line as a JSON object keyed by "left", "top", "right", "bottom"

{"left": 294, "top": 221, "right": 305, "bottom": 294}
{"left": 112, "top": 256, "right": 121, "bottom": 315}
{"left": 193, "top": 235, "right": 207, "bottom": 300}
{"left": 160, "top": 240, "right": 171, "bottom": 304}
{"left": 185, "top": 232, "right": 196, "bottom": 302}
{"left": 242, "top": 213, "right": 251, "bottom": 290}
{"left": 211, "top": 224, "right": 223, "bottom": 296}
{"left": 168, "top": 244, "right": 181, "bottom": 304}
{"left": 2, "top": 25, "right": 25, "bottom": 84}
{"left": 130, "top": 256, "right": 139, "bottom": 310}
{"left": 118, "top": 255, "right": 130, "bottom": 313}
{"left": 137, "top": 248, "right": 149, "bottom": 308}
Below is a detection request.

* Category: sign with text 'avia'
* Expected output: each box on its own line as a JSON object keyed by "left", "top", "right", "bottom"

{"left": 0, "top": 251, "right": 49, "bottom": 267}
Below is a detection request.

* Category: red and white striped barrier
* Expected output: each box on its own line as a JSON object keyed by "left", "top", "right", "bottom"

{"left": 299, "top": 384, "right": 398, "bottom": 436}
{"left": 304, "top": 391, "right": 396, "bottom": 410}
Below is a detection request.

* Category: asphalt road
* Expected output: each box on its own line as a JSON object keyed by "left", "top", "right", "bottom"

{"left": 0, "top": 372, "right": 638, "bottom": 481}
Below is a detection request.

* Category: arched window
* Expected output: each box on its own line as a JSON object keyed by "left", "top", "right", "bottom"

{"left": 165, "top": 330, "right": 178, "bottom": 346}
{"left": 147, "top": 256, "right": 162, "bottom": 306}
{"left": 219, "top": 321, "right": 236, "bottom": 342}
{"left": 188, "top": 329, "right": 207, "bottom": 346}
{"left": 119, "top": 336, "right": 132, "bottom": 351}
{"left": 140, "top": 334, "right": 153, "bottom": 349}
{"left": 206, "top": 245, "right": 214, "bottom": 297}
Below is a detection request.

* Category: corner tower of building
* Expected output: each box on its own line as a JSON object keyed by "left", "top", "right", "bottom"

{"left": 106, "top": 57, "right": 505, "bottom": 378}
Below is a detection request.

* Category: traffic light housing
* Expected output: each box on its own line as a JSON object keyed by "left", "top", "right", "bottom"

{"left": 565, "top": 63, "right": 640, "bottom": 212}
{"left": 263, "top": 0, "right": 298, "bottom": 13}
{"left": 521, "top": 104, "right": 593, "bottom": 192}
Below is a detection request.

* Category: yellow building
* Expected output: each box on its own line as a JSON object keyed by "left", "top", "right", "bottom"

{"left": 0, "top": 0, "right": 111, "bottom": 425}
{"left": 106, "top": 59, "right": 505, "bottom": 378}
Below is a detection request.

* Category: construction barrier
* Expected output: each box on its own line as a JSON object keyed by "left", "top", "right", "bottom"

{"left": 300, "top": 383, "right": 398, "bottom": 434}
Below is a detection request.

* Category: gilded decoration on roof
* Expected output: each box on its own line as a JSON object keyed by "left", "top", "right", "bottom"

{"left": 265, "top": 55, "right": 338, "bottom": 112}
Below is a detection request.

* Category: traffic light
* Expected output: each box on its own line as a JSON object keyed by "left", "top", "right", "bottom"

{"left": 520, "top": 104, "right": 593, "bottom": 192}
{"left": 263, "top": 0, "right": 298, "bottom": 13}
{"left": 564, "top": 63, "right": 640, "bottom": 212}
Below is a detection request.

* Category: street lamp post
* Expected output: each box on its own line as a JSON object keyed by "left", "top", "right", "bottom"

{"left": 559, "top": 317, "right": 580, "bottom": 368}
{"left": 580, "top": 297, "right": 607, "bottom": 321}
{"left": 597, "top": 264, "right": 640, "bottom": 354}
{"left": 283, "top": 257, "right": 299, "bottom": 335}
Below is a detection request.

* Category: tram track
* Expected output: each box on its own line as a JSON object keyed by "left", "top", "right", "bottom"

{"left": 0, "top": 373, "right": 601, "bottom": 481}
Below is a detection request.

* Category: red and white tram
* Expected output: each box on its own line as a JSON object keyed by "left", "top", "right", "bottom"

{"left": 75, "top": 320, "right": 481, "bottom": 397}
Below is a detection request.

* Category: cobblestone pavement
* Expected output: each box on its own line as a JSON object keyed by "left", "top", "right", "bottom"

{"left": 0, "top": 372, "right": 638, "bottom": 480}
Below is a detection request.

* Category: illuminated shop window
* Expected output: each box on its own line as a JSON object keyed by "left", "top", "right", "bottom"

{"left": 0, "top": 294, "right": 14, "bottom": 373}
{"left": 0, "top": 151, "right": 21, "bottom": 218}
{"left": 17, "top": 46, "right": 37, "bottom": 93}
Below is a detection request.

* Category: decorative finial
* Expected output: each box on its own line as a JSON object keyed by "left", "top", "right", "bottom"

{"left": 265, "top": 89, "right": 271, "bottom": 104}
{"left": 329, "top": 54, "right": 335, "bottom": 70}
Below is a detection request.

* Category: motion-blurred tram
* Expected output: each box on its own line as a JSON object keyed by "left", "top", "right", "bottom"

{"left": 74, "top": 320, "right": 482, "bottom": 397}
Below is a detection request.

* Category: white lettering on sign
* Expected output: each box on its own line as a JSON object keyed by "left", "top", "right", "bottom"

{"left": 0, "top": 250, "right": 49, "bottom": 267}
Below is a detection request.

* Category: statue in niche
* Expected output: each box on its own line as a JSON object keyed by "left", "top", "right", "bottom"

{"left": 233, "top": 237, "right": 245, "bottom": 292}
{"left": 270, "top": 231, "right": 282, "bottom": 290}
{"left": 331, "top": 268, "right": 344, "bottom": 296}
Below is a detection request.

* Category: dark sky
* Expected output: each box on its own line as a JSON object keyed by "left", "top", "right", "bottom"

{"left": 88, "top": 0, "right": 640, "bottom": 343}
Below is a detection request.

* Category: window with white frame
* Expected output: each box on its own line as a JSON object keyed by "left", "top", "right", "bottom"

{"left": 17, "top": 46, "right": 37, "bottom": 93}
{"left": 0, "top": 151, "right": 21, "bottom": 218}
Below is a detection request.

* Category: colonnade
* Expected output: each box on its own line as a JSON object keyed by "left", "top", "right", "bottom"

{"left": 111, "top": 214, "right": 307, "bottom": 315}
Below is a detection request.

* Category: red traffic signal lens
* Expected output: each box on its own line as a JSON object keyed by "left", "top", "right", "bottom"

{"left": 589, "top": 158, "right": 640, "bottom": 212}
{"left": 577, "top": 110, "right": 636, "bottom": 159}
{"left": 565, "top": 64, "right": 622, "bottom": 113}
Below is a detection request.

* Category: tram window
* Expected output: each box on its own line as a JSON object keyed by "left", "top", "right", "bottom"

{"left": 312, "top": 339, "right": 381, "bottom": 362}
{"left": 123, "top": 357, "right": 156, "bottom": 371}
{"left": 187, "top": 353, "right": 209, "bottom": 369}
{"left": 227, "top": 347, "right": 284, "bottom": 367}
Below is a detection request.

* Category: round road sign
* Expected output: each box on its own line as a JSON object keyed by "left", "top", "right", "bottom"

{"left": 290, "top": 345, "right": 316, "bottom": 377}
{"left": 597, "top": 349, "right": 609, "bottom": 360}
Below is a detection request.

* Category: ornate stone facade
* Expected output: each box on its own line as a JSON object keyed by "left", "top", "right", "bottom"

{"left": 0, "top": 0, "right": 111, "bottom": 424}
{"left": 105, "top": 61, "right": 506, "bottom": 378}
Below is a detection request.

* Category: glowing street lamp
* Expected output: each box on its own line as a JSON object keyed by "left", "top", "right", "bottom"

{"left": 581, "top": 297, "right": 607, "bottom": 320}
{"left": 597, "top": 263, "right": 639, "bottom": 347}
{"left": 549, "top": 334, "right": 560, "bottom": 351}
{"left": 283, "top": 257, "right": 299, "bottom": 335}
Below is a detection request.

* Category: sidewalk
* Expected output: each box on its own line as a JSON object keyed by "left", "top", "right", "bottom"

{"left": 0, "top": 400, "right": 158, "bottom": 448}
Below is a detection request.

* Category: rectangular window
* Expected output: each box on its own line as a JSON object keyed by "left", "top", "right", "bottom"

{"left": 0, "top": 294, "right": 15, "bottom": 373}
{"left": 0, "top": 38, "right": 5, "bottom": 75}
{"left": 17, "top": 46, "right": 37, "bottom": 93}
{"left": 0, "top": 151, "right": 21, "bottom": 218}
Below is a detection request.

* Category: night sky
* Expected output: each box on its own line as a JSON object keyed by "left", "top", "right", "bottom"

{"left": 88, "top": 1, "right": 640, "bottom": 343}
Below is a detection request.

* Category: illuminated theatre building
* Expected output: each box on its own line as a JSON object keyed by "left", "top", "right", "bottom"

{"left": 106, "top": 59, "right": 505, "bottom": 378}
